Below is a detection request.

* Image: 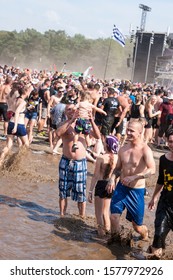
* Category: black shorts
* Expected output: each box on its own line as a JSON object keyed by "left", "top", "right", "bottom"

{"left": 152, "top": 118, "right": 159, "bottom": 129}
{"left": 145, "top": 118, "right": 153, "bottom": 129}
{"left": 0, "top": 102, "right": 8, "bottom": 122}
{"left": 158, "top": 123, "right": 170, "bottom": 137}
{"left": 111, "top": 117, "right": 123, "bottom": 134}
{"left": 94, "top": 180, "right": 113, "bottom": 199}
{"left": 101, "top": 117, "right": 115, "bottom": 136}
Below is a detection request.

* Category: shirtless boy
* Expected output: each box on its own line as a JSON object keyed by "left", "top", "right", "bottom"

{"left": 107, "top": 120, "right": 156, "bottom": 241}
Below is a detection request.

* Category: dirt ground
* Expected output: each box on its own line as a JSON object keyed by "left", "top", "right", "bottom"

{"left": 0, "top": 123, "right": 173, "bottom": 260}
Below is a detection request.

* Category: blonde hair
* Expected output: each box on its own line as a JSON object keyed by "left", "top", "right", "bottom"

{"left": 136, "top": 94, "right": 142, "bottom": 102}
{"left": 128, "top": 119, "right": 144, "bottom": 133}
{"left": 145, "top": 94, "right": 157, "bottom": 108}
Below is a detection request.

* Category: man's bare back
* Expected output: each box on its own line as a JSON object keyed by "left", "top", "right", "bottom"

{"left": 0, "top": 84, "right": 11, "bottom": 103}
{"left": 0, "top": 77, "right": 12, "bottom": 103}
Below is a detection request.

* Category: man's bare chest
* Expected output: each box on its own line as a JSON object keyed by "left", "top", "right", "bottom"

{"left": 122, "top": 149, "right": 144, "bottom": 167}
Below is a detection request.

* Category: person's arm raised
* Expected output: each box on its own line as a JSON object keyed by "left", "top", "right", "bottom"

{"left": 91, "top": 104, "right": 107, "bottom": 115}
{"left": 56, "top": 109, "right": 78, "bottom": 138}
{"left": 89, "top": 111, "right": 101, "bottom": 140}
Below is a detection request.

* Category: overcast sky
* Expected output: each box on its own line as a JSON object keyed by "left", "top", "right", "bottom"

{"left": 0, "top": 0, "right": 172, "bottom": 38}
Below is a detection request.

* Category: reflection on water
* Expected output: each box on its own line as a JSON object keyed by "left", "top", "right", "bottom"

{"left": 0, "top": 148, "right": 120, "bottom": 260}
{"left": 0, "top": 185, "right": 121, "bottom": 260}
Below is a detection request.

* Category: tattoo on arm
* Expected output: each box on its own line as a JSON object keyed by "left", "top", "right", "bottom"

{"left": 142, "top": 171, "right": 151, "bottom": 179}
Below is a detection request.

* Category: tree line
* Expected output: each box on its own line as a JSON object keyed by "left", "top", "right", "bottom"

{"left": 0, "top": 29, "right": 133, "bottom": 79}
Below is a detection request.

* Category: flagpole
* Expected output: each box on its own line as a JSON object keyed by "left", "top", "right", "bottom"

{"left": 103, "top": 37, "right": 112, "bottom": 80}
{"left": 103, "top": 25, "right": 125, "bottom": 80}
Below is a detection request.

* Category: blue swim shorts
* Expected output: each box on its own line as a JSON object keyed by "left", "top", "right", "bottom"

{"left": 111, "top": 181, "right": 145, "bottom": 226}
{"left": 59, "top": 155, "right": 87, "bottom": 202}
{"left": 7, "top": 121, "right": 27, "bottom": 137}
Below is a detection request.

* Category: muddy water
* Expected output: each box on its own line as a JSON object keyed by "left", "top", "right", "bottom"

{"left": 0, "top": 143, "right": 173, "bottom": 260}
{"left": 0, "top": 149, "right": 128, "bottom": 260}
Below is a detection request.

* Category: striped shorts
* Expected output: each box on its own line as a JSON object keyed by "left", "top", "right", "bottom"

{"left": 59, "top": 155, "right": 87, "bottom": 202}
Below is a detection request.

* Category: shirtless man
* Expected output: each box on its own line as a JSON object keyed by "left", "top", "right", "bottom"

{"left": 112, "top": 90, "right": 130, "bottom": 141}
{"left": 107, "top": 120, "right": 156, "bottom": 241}
{"left": 0, "top": 76, "right": 13, "bottom": 138}
{"left": 57, "top": 103, "right": 101, "bottom": 217}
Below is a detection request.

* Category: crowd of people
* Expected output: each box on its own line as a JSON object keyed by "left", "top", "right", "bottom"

{"left": 0, "top": 64, "right": 173, "bottom": 259}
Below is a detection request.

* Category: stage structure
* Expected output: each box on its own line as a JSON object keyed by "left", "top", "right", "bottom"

{"left": 129, "top": 3, "right": 173, "bottom": 85}
{"left": 130, "top": 3, "right": 168, "bottom": 83}
{"left": 154, "top": 33, "right": 173, "bottom": 86}
{"left": 131, "top": 31, "right": 166, "bottom": 83}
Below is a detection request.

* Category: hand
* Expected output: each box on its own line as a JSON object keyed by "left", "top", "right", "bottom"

{"left": 70, "top": 109, "right": 79, "bottom": 123}
{"left": 106, "top": 179, "right": 115, "bottom": 193}
{"left": 12, "top": 127, "right": 17, "bottom": 134}
{"left": 88, "top": 192, "right": 93, "bottom": 203}
{"left": 148, "top": 198, "right": 156, "bottom": 211}
{"left": 121, "top": 175, "right": 135, "bottom": 186}
{"left": 157, "top": 110, "right": 161, "bottom": 116}
{"left": 103, "top": 111, "right": 107, "bottom": 116}
{"left": 27, "top": 105, "right": 34, "bottom": 110}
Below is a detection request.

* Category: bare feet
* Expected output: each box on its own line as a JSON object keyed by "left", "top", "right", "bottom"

{"left": 97, "top": 224, "right": 106, "bottom": 237}
{"left": 52, "top": 150, "right": 61, "bottom": 155}
{"left": 147, "top": 245, "right": 162, "bottom": 259}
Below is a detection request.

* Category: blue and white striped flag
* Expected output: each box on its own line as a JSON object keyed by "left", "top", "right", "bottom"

{"left": 112, "top": 25, "right": 125, "bottom": 47}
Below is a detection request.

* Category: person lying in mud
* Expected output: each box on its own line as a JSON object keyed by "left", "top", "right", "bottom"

{"left": 88, "top": 135, "right": 119, "bottom": 237}
{"left": 106, "top": 119, "right": 156, "bottom": 243}
{"left": 148, "top": 128, "right": 173, "bottom": 259}
{"left": 0, "top": 83, "right": 33, "bottom": 166}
